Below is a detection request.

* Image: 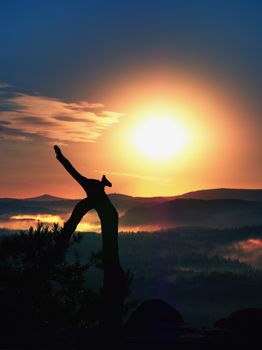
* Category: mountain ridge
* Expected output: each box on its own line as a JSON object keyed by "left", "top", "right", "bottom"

{"left": 120, "top": 198, "right": 262, "bottom": 228}
{"left": 24, "top": 194, "right": 69, "bottom": 202}
{"left": 3, "top": 188, "right": 262, "bottom": 202}
{"left": 1, "top": 188, "right": 262, "bottom": 230}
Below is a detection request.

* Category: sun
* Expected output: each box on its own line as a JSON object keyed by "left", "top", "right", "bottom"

{"left": 132, "top": 116, "right": 188, "bottom": 160}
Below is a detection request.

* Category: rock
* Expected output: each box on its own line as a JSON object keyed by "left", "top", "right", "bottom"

{"left": 214, "top": 308, "right": 262, "bottom": 333}
{"left": 125, "top": 299, "right": 183, "bottom": 335}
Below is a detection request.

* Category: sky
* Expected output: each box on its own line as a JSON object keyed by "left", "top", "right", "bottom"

{"left": 0, "top": 0, "right": 262, "bottom": 198}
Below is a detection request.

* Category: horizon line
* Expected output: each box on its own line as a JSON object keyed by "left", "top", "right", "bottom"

{"left": 2, "top": 187, "right": 262, "bottom": 200}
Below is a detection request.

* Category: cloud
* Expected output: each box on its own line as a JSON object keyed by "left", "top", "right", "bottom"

{"left": 221, "top": 239, "right": 262, "bottom": 268}
{"left": 96, "top": 170, "right": 170, "bottom": 183}
{"left": 0, "top": 214, "right": 12, "bottom": 223}
{"left": 11, "top": 214, "right": 63, "bottom": 224}
{"left": 0, "top": 86, "right": 123, "bottom": 143}
{"left": 0, "top": 82, "right": 12, "bottom": 89}
{"left": 0, "top": 125, "right": 33, "bottom": 141}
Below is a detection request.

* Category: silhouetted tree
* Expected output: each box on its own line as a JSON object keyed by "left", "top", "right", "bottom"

{"left": 53, "top": 145, "right": 128, "bottom": 341}
{"left": 0, "top": 223, "right": 136, "bottom": 348}
{"left": 0, "top": 224, "right": 102, "bottom": 346}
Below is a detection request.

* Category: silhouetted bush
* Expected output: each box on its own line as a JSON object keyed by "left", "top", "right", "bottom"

{"left": 0, "top": 223, "right": 136, "bottom": 348}
{"left": 0, "top": 224, "right": 102, "bottom": 340}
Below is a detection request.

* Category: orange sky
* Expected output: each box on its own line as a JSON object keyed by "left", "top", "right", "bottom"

{"left": 1, "top": 1, "right": 262, "bottom": 199}
{"left": 0, "top": 65, "right": 261, "bottom": 198}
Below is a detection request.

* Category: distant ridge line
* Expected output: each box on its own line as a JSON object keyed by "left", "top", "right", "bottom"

{"left": 2, "top": 188, "right": 262, "bottom": 202}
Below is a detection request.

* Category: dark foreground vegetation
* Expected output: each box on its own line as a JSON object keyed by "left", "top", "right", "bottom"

{"left": 0, "top": 224, "right": 135, "bottom": 349}
{"left": 1, "top": 224, "right": 262, "bottom": 348}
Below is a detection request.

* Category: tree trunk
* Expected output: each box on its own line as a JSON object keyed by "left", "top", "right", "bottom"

{"left": 96, "top": 199, "right": 126, "bottom": 338}
{"left": 54, "top": 196, "right": 126, "bottom": 340}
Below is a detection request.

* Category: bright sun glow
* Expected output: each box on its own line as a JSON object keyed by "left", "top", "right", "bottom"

{"left": 132, "top": 116, "right": 188, "bottom": 160}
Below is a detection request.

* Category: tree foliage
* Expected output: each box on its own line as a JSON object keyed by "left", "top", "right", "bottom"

{"left": 0, "top": 223, "right": 103, "bottom": 336}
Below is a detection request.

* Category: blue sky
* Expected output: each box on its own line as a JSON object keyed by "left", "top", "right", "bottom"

{"left": 1, "top": 0, "right": 262, "bottom": 102}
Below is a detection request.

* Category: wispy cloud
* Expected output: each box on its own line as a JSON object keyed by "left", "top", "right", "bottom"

{"left": 0, "top": 82, "right": 12, "bottom": 89}
{"left": 0, "top": 125, "right": 33, "bottom": 141}
{"left": 0, "top": 85, "right": 123, "bottom": 143}
{"left": 96, "top": 169, "right": 170, "bottom": 183}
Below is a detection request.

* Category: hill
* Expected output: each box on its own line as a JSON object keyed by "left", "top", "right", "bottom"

{"left": 120, "top": 198, "right": 262, "bottom": 228}
{"left": 1, "top": 188, "right": 262, "bottom": 230}
{"left": 24, "top": 194, "right": 68, "bottom": 202}
{"left": 176, "top": 188, "right": 262, "bottom": 201}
